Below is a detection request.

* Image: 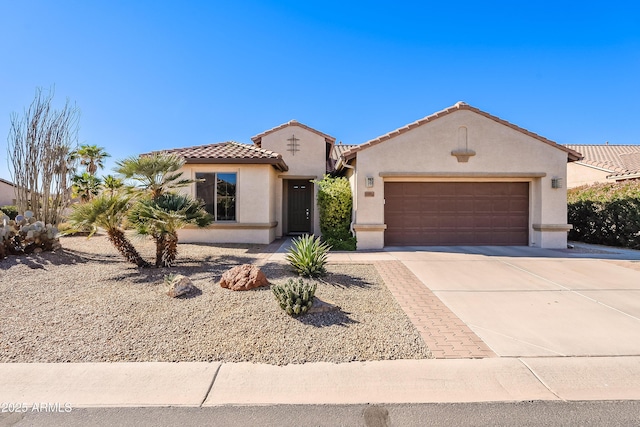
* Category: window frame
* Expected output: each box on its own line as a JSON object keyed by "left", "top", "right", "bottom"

{"left": 195, "top": 172, "right": 238, "bottom": 222}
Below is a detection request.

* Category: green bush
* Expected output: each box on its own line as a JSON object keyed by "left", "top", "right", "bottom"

{"left": 568, "top": 181, "right": 640, "bottom": 249}
{"left": 0, "top": 205, "right": 18, "bottom": 220}
{"left": 272, "top": 278, "right": 317, "bottom": 316}
{"left": 285, "top": 234, "right": 330, "bottom": 277}
{"left": 314, "top": 175, "right": 356, "bottom": 250}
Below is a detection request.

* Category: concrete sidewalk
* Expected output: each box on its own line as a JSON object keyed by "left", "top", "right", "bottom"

{"left": 1, "top": 357, "right": 640, "bottom": 407}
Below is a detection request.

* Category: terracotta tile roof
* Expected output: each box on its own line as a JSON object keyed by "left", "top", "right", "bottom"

{"left": 565, "top": 144, "right": 640, "bottom": 179}
{"left": 341, "top": 102, "right": 582, "bottom": 162}
{"left": 327, "top": 144, "right": 359, "bottom": 173}
{"left": 331, "top": 143, "right": 359, "bottom": 160}
{"left": 251, "top": 120, "right": 336, "bottom": 147}
{"left": 150, "top": 141, "right": 289, "bottom": 172}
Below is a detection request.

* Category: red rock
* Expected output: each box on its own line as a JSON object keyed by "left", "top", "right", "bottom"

{"left": 219, "top": 264, "right": 269, "bottom": 291}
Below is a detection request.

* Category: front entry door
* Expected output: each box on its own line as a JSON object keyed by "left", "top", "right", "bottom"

{"left": 287, "top": 180, "right": 312, "bottom": 234}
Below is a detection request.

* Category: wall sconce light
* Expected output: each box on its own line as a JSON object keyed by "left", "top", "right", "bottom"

{"left": 366, "top": 176, "right": 374, "bottom": 188}
{"left": 551, "top": 178, "right": 563, "bottom": 189}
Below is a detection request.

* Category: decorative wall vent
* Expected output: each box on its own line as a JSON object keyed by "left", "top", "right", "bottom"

{"left": 287, "top": 134, "right": 300, "bottom": 155}
{"left": 451, "top": 126, "right": 476, "bottom": 163}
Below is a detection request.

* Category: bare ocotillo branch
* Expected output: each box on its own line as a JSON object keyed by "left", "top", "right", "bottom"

{"left": 7, "top": 87, "right": 80, "bottom": 224}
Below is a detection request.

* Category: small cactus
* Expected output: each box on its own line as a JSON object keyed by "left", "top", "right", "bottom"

{"left": 0, "top": 211, "right": 60, "bottom": 258}
{"left": 272, "top": 278, "right": 317, "bottom": 317}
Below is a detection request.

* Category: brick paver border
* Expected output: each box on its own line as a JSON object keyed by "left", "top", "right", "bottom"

{"left": 374, "top": 260, "right": 496, "bottom": 359}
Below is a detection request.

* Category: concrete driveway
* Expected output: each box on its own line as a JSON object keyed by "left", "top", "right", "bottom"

{"left": 386, "top": 245, "right": 640, "bottom": 357}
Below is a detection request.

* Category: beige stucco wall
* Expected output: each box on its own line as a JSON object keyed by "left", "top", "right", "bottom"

{"left": 176, "top": 163, "right": 278, "bottom": 244}
{"left": 567, "top": 162, "right": 611, "bottom": 188}
{"left": 351, "top": 110, "right": 571, "bottom": 249}
{"left": 0, "top": 181, "right": 16, "bottom": 207}
{"left": 259, "top": 124, "right": 328, "bottom": 236}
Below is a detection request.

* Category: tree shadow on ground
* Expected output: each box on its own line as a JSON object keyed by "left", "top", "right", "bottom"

{"left": 183, "top": 242, "right": 268, "bottom": 255}
{"left": 0, "top": 249, "right": 91, "bottom": 269}
{"left": 108, "top": 254, "right": 268, "bottom": 284}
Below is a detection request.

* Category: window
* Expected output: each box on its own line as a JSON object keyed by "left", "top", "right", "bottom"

{"left": 196, "top": 173, "right": 237, "bottom": 221}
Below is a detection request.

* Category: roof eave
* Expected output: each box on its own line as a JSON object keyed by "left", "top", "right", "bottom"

{"left": 183, "top": 157, "right": 289, "bottom": 172}
{"left": 251, "top": 120, "right": 336, "bottom": 147}
{"left": 345, "top": 102, "right": 580, "bottom": 161}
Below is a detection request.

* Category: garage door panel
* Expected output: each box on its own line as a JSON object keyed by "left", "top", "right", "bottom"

{"left": 510, "top": 199, "right": 528, "bottom": 211}
{"left": 384, "top": 182, "right": 529, "bottom": 246}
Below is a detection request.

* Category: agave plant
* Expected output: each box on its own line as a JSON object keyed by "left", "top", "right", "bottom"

{"left": 284, "top": 234, "right": 331, "bottom": 277}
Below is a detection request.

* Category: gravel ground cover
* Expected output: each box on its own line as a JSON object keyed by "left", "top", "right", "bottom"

{"left": 0, "top": 235, "right": 431, "bottom": 365}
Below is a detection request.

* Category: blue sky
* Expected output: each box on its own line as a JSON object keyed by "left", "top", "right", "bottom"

{"left": 1, "top": 1, "right": 639, "bottom": 181}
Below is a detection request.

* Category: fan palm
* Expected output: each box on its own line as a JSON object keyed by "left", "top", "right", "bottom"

{"left": 114, "top": 153, "right": 194, "bottom": 199}
{"left": 128, "top": 193, "right": 212, "bottom": 267}
{"left": 102, "top": 174, "right": 124, "bottom": 196}
{"left": 73, "top": 144, "right": 110, "bottom": 176}
{"left": 72, "top": 172, "right": 102, "bottom": 202}
{"left": 68, "top": 193, "right": 149, "bottom": 267}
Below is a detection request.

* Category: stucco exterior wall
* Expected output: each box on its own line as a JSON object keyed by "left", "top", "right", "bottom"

{"left": 351, "top": 110, "right": 571, "bottom": 249}
{"left": 567, "top": 162, "right": 611, "bottom": 188}
{"left": 259, "top": 125, "right": 328, "bottom": 236}
{"left": 0, "top": 181, "right": 16, "bottom": 207}
{"left": 176, "top": 163, "right": 278, "bottom": 244}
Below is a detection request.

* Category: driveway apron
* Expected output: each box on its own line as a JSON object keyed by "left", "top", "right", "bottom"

{"left": 388, "top": 246, "right": 640, "bottom": 357}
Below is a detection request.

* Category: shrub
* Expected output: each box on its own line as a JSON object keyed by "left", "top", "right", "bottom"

{"left": 314, "top": 175, "right": 356, "bottom": 250}
{"left": 285, "top": 234, "right": 330, "bottom": 277}
{"left": 272, "top": 278, "right": 317, "bottom": 316}
{"left": 568, "top": 181, "right": 640, "bottom": 249}
{"left": 0, "top": 205, "right": 18, "bottom": 220}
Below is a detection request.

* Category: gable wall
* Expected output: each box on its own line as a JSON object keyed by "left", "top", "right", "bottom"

{"left": 260, "top": 126, "right": 328, "bottom": 236}
{"left": 352, "top": 110, "right": 570, "bottom": 249}
{"left": 567, "top": 163, "right": 611, "bottom": 188}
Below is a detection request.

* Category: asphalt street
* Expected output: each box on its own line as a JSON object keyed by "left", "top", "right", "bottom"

{"left": 2, "top": 401, "right": 640, "bottom": 427}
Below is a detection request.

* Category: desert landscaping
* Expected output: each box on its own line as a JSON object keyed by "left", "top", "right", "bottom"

{"left": 0, "top": 234, "right": 431, "bottom": 365}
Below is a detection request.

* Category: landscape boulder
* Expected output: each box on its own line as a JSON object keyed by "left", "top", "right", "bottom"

{"left": 166, "top": 274, "right": 195, "bottom": 298}
{"left": 219, "top": 264, "right": 268, "bottom": 291}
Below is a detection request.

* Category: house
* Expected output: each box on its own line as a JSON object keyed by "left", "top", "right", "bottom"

{"left": 564, "top": 144, "right": 640, "bottom": 188}
{"left": 158, "top": 102, "right": 581, "bottom": 249}
{"left": 0, "top": 178, "right": 17, "bottom": 207}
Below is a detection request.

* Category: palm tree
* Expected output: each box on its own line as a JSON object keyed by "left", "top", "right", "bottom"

{"left": 114, "top": 153, "right": 194, "bottom": 199}
{"left": 68, "top": 193, "right": 150, "bottom": 267}
{"left": 73, "top": 144, "right": 110, "bottom": 176}
{"left": 128, "top": 193, "right": 212, "bottom": 267}
{"left": 72, "top": 172, "right": 102, "bottom": 202}
{"left": 102, "top": 175, "right": 124, "bottom": 197}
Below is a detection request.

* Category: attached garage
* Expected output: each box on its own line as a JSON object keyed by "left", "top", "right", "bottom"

{"left": 384, "top": 181, "right": 529, "bottom": 246}
{"left": 339, "top": 102, "right": 582, "bottom": 250}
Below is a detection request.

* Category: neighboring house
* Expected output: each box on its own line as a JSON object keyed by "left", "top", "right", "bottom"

{"left": 155, "top": 102, "right": 581, "bottom": 249}
{"left": 0, "top": 178, "right": 17, "bottom": 207}
{"left": 564, "top": 144, "right": 640, "bottom": 188}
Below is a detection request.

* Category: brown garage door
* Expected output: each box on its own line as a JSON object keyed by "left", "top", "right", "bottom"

{"left": 384, "top": 182, "right": 529, "bottom": 246}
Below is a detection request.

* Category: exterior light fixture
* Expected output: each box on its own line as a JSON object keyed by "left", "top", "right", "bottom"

{"left": 551, "top": 178, "right": 563, "bottom": 189}
{"left": 366, "top": 176, "right": 374, "bottom": 188}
